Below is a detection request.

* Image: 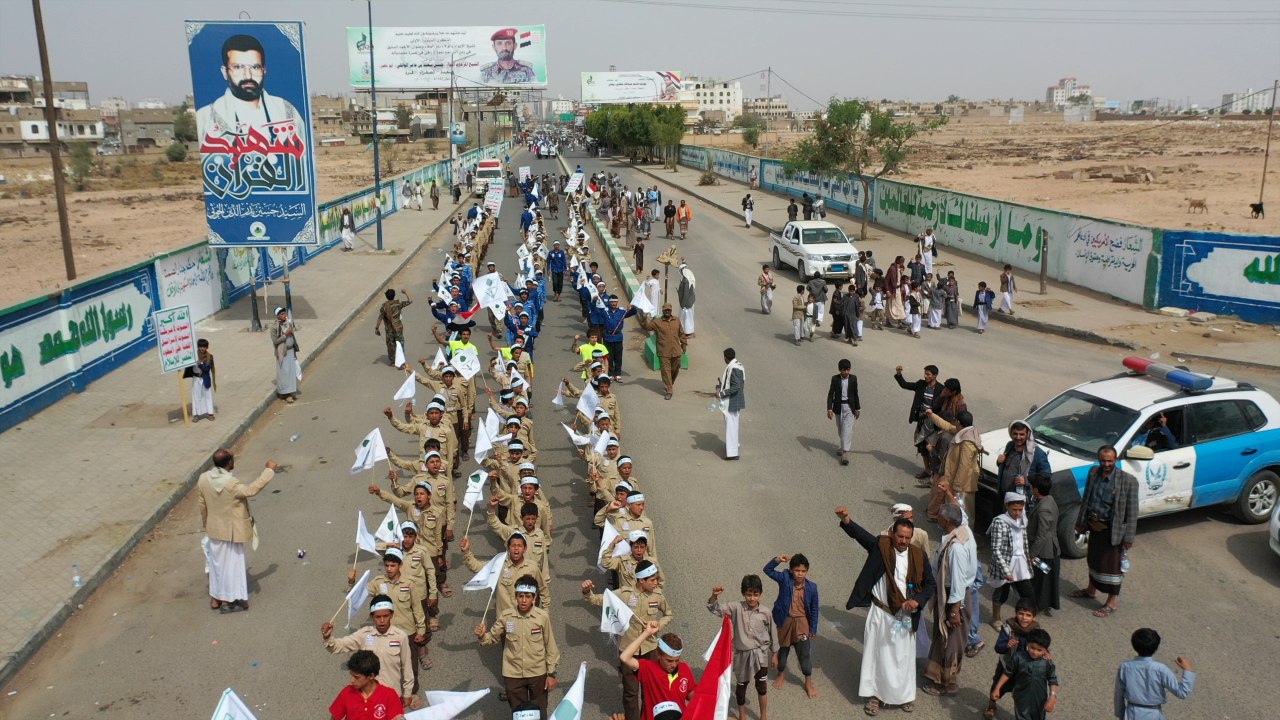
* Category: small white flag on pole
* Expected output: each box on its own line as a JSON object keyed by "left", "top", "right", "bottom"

{"left": 597, "top": 520, "right": 631, "bottom": 572}
{"left": 600, "top": 588, "right": 634, "bottom": 636}
{"left": 394, "top": 341, "right": 406, "bottom": 369}
{"left": 576, "top": 384, "right": 599, "bottom": 418}
{"left": 351, "top": 428, "right": 389, "bottom": 474}
{"left": 345, "top": 569, "right": 373, "bottom": 629}
{"left": 549, "top": 662, "right": 588, "bottom": 720}
{"left": 432, "top": 347, "right": 447, "bottom": 369}
{"left": 473, "top": 421, "right": 494, "bottom": 463}
{"left": 393, "top": 372, "right": 417, "bottom": 404}
{"left": 562, "top": 422, "right": 592, "bottom": 446}
{"left": 594, "top": 429, "right": 613, "bottom": 458}
{"left": 451, "top": 347, "right": 482, "bottom": 380}
{"left": 406, "top": 688, "right": 492, "bottom": 720}
{"left": 464, "top": 552, "right": 507, "bottom": 591}
{"left": 462, "top": 469, "right": 486, "bottom": 511}
{"left": 356, "top": 511, "right": 379, "bottom": 556}
{"left": 630, "top": 287, "right": 656, "bottom": 316}
{"left": 485, "top": 408, "right": 502, "bottom": 439}
{"left": 374, "top": 505, "right": 402, "bottom": 545}
{"left": 551, "top": 381, "right": 567, "bottom": 409}
{"left": 209, "top": 688, "right": 259, "bottom": 720}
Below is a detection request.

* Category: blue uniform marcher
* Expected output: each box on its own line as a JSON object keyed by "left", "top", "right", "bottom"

{"left": 600, "top": 297, "right": 638, "bottom": 379}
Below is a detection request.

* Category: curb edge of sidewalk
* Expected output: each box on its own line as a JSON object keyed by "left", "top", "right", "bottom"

{"left": 0, "top": 207, "right": 460, "bottom": 690}
{"left": 556, "top": 155, "right": 641, "bottom": 300}
{"left": 623, "top": 161, "right": 1145, "bottom": 352}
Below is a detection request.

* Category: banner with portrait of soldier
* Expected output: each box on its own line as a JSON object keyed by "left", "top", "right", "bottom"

{"left": 346, "top": 26, "right": 548, "bottom": 89}
{"left": 186, "top": 21, "right": 318, "bottom": 247}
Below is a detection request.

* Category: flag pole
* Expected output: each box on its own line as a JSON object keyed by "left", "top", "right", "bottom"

{"left": 464, "top": 504, "right": 477, "bottom": 538}
{"left": 352, "top": 542, "right": 360, "bottom": 573}
{"left": 329, "top": 595, "right": 350, "bottom": 625}
{"left": 480, "top": 583, "right": 498, "bottom": 627}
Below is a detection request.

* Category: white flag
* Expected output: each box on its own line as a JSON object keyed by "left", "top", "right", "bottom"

{"left": 562, "top": 422, "right": 591, "bottom": 446}
{"left": 576, "top": 384, "right": 599, "bottom": 418}
{"left": 509, "top": 367, "right": 528, "bottom": 391}
{"left": 462, "top": 469, "right": 486, "bottom": 511}
{"left": 473, "top": 421, "right": 494, "bottom": 463}
{"left": 393, "top": 372, "right": 417, "bottom": 403}
{"left": 630, "top": 287, "right": 656, "bottom": 316}
{"left": 356, "top": 511, "right": 379, "bottom": 556}
{"left": 552, "top": 382, "right": 567, "bottom": 409}
{"left": 345, "top": 569, "right": 373, "bottom": 629}
{"left": 451, "top": 347, "right": 482, "bottom": 380}
{"left": 394, "top": 341, "right": 406, "bottom": 369}
{"left": 485, "top": 408, "right": 503, "bottom": 439}
{"left": 374, "top": 505, "right": 402, "bottom": 545}
{"left": 464, "top": 551, "right": 507, "bottom": 591}
{"left": 351, "top": 428, "right": 389, "bottom": 474}
{"left": 549, "top": 662, "right": 587, "bottom": 720}
{"left": 703, "top": 626, "right": 723, "bottom": 662}
{"left": 407, "top": 688, "right": 491, "bottom": 720}
{"left": 599, "top": 588, "right": 634, "bottom": 636}
{"left": 597, "top": 520, "right": 631, "bottom": 572}
{"left": 209, "top": 688, "right": 259, "bottom": 720}
{"left": 594, "top": 430, "right": 614, "bottom": 458}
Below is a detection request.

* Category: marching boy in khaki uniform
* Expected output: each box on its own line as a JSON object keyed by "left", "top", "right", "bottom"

{"left": 603, "top": 531, "right": 666, "bottom": 591}
{"left": 594, "top": 491, "right": 658, "bottom": 560}
{"left": 476, "top": 575, "right": 561, "bottom": 716}
{"left": 487, "top": 497, "right": 553, "bottom": 577}
{"left": 358, "top": 550, "right": 427, "bottom": 692}
{"left": 583, "top": 561, "right": 673, "bottom": 720}
{"left": 386, "top": 450, "right": 456, "bottom": 596}
{"left": 322, "top": 594, "right": 416, "bottom": 708}
{"left": 461, "top": 533, "right": 550, "bottom": 616}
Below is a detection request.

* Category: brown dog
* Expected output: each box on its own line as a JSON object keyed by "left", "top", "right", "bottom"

{"left": 1185, "top": 197, "right": 1208, "bottom": 214}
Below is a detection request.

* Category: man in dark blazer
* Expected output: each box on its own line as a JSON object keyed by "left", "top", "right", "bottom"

{"left": 836, "top": 504, "right": 935, "bottom": 714}
{"left": 893, "top": 363, "right": 942, "bottom": 480}
{"left": 826, "top": 359, "right": 861, "bottom": 466}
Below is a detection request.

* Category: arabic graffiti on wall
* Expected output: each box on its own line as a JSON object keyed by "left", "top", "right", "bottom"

{"left": 758, "top": 158, "right": 869, "bottom": 219}
{"left": 1160, "top": 230, "right": 1280, "bottom": 323}
{"left": 1063, "top": 221, "right": 1152, "bottom": 305}
{"left": 155, "top": 246, "right": 222, "bottom": 322}
{"left": 1, "top": 270, "right": 156, "bottom": 413}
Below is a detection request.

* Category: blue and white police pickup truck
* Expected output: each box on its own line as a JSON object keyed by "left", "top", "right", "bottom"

{"left": 977, "top": 358, "right": 1280, "bottom": 557}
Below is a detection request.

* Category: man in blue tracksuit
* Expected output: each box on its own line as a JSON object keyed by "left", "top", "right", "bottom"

{"left": 547, "top": 241, "right": 568, "bottom": 301}
{"left": 519, "top": 205, "right": 535, "bottom": 233}
{"left": 600, "top": 295, "right": 638, "bottom": 380}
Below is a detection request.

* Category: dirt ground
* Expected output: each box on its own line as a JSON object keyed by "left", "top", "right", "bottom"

{"left": 0, "top": 141, "right": 446, "bottom": 307}
{"left": 689, "top": 115, "right": 1278, "bottom": 234}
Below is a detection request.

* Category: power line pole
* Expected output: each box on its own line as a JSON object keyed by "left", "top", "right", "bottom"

{"left": 1260, "top": 79, "right": 1278, "bottom": 205}
{"left": 31, "top": 0, "right": 76, "bottom": 282}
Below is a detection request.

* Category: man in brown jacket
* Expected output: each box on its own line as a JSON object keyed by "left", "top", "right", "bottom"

{"left": 638, "top": 303, "right": 687, "bottom": 400}
{"left": 197, "top": 449, "right": 277, "bottom": 612}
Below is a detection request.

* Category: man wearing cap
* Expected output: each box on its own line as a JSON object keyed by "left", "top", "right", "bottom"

{"left": 358, "top": 549, "right": 427, "bottom": 692}
{"left": 198, "top": 449, "right": 278, "bottom": 612}
{"left": 461, "top": 533, "right": 549, "bottom": 616}
{"left": 488, "top": 498, "right": 553, "bottom": 578}
{"left": 603, "top": 531, "right": 666, "bottom": 591}
{"left": 638, "top": 304, "right": 687, "bottom": 401}
{"left": 583, "top": 561, "right": 674, "bottom": 720}
{"left": 595, "top": 492, "right": 658, "bottom": 560}
{"left": 385, "top": 400, "right": 458, "bottom": 478}
{"left": 476, "top": 574, "right": 560, "bottom": 716}
{"left": 270, "top": 306, "right": 300, "bottom": 403}
{"left": 374, "top": 288, "right": 412, "bottom": 366}
{"left": 322, "top": 594, "right": 415, "bottom": 709}
{"left": 548, "top": 240, "right": 568, "bottom": 301}
{"left": 601, "top": 296, "right": 639, "bottom": 381}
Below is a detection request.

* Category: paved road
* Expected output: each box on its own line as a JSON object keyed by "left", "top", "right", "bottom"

{"left": 5, "top": 150, "right": 1276, "bottom": 720}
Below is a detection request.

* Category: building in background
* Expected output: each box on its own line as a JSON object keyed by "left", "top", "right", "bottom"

{"left": 1045, "top": 77, "right": 1091, "bottom": 108}
{"left": 30, "top": 79, "right": 90, "bottom": 110}
{"left": 680, "top": 75, "right": 743, "bottom": 125}
{"left": 550, "top": 97, "right": 573, "bottom": 115}
{"left": 0, "top": 106, "right": 103, "bottom": 157}
{"left": 117, "top": 108, "right": 175, "bottom": 150}
{"left": 310, "top": 94, "right": 350, "bottom": 139}
{"left": 743, "top": 95, "right": 791, "bottom": 124}
{"left": 135, "top": 98, "right": 167, "bottom": 110}
{"left": 1221, "top": 88, "right": 1273, "bottom": 114}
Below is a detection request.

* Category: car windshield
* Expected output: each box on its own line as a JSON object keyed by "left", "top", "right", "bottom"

{"left": 1025, "top": 389, "right": 1139, "bottom": 458}
{"left": 801, "top": 228, "right": 849, "bottom": 245}
{"left": 477, "top": 169, "right": 503, "bottom": 179}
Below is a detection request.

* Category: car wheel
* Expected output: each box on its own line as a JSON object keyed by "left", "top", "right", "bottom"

{"left": 772, "top": 248, "right": 782, "bottom": 271}
{"left": 1060, "top": 519, "right": 1087, "bottom": 559}
{"left": 797, "top": 261, "right": 807, "bottom": 280}
{"left": 1234, "top": 469, "right": 1278, "bottom": 524}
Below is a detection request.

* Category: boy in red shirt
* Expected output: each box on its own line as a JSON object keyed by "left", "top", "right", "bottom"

{"left": 329, "top": 650, "right": 406, "bottom": 720}
{"left": 621, "top": 621, "right": 694, "bottom": 720}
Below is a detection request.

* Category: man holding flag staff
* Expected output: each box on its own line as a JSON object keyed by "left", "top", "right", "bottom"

{"left": 476, "top": 574, "right": 560, "bottom": 718}
{"left": 321, "top": 594, "right": 415, "bottom": 709}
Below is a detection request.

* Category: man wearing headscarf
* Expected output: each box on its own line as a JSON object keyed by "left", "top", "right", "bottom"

{"left": 198, "top": 449, "right": 277, "bottom": 613}
{"left": 677, "top": 261, "right": 696, "bottom": 336}
{"left": 269, "top": 306, "right": 300, "bottom": 402}
{"left": 996, "top": 421, "right": 1050, "bottom": 508}
{"left": 718, "top": 348, "right": 746, "bottom": 461}
{"left": 922, "top": 503, "right": 977, "bottom": 698}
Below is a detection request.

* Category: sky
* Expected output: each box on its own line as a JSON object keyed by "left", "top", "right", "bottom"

{"left": 1, "top": 0, "right": 1278, "bottom": 111}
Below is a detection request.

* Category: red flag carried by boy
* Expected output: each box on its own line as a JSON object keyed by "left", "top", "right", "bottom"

{"left": 684, "top": 615, "right": 733, "bottom": 720}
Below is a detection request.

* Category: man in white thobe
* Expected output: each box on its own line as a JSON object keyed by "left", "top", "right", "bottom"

{"left": 836, "top": 506, "right": 936, "bottom": 715}
{"left": 198, "top": 449, "right": 278, "bottom": 613}
{"left": 920, "top": 228, "right": 935, "bottom": 276}
{"left": 717, "top": 349, "right": 745, "bottom": 461}
{"left": 677, "top": 262, "right": 696, "bottom": 336}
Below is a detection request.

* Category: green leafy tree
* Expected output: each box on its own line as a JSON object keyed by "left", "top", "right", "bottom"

{"left": 733, "top": 113, "right": 767, "bottom": 130}
{"left": 164, "top": 141, "right": 187, "bottom": 163}
{"left": 173, "top": 103, "right": 197, "bottom": 142}
{"left": 394, "top": 104, "right": 412, "bottom": 130}
{"left": 742, "top": 127, "right": 760, "bottom": 147}
{"left": 68, "top": 140, "right": 94, "bottom": 190}
{"left": 946, "top": 94, "right": 962, "bottom": 103}
{"left": 783, "top": 98, "right": 946, "bottom": 240}
{"left": 1068, "top": 93, "right": 1092, "bottom": 107}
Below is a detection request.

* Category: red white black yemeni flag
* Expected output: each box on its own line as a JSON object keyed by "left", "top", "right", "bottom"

{"left": 685, "top": 615, "right": 733, "bottom": 720}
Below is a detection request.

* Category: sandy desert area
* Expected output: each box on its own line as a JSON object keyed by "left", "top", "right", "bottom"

{"left": 0, "top": 117, "right": 1276, "bottom": 310}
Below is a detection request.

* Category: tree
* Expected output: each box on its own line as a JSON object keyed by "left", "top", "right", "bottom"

{"left": 783, "top": 98, "right": 946, "bottom": 240}
{"left": 733, "top": 113, "right": 767, "bottom": 130}
{"left": 1068, "top": 93, "right": 1092, "bottom": 107}
{"left": 742, "top": 127, "right": 760, "bottom": 148}
{"left": 394, "top": 104, "right": 412, "bottom": 130}
{"left": 173, "top": 103, "right": 197, "bottom": 142}
{"left": 946, "top": 94, "right": 962, "bottom": 103}
{"left": 164, "top": 141, "right": 188, "bottom": 163}
{"left": 68, "top": 140, "right": 94, "bottom": 190}
{"left": 380, "top": 138, "right": 400, "bottom": 175}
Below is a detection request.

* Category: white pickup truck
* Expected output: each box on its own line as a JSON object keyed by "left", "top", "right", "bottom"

{"left": 769, "top": 220, "right": 858, "bottom": 280}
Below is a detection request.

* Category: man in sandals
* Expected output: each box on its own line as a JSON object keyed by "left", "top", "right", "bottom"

{"left": 1072, "top": 445, "right": 1138, "bottom": 618}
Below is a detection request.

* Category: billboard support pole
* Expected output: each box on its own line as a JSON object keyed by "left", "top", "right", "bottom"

{"left": 367, "top": 0, "right": 384, "bottom": 251}
{"left": 31, "top": 0, "right": 77, "bottom": 282}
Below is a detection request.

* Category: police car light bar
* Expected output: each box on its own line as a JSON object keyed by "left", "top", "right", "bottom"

{"left": 1122, "top": 356, "right": 1213, "bottom": 391}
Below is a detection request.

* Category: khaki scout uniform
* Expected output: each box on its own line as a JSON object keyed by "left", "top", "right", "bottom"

{"left": 463, "top": 551, "right": 549, "bottom": 617}
{"left": 367, "top": 574, "right": 426, "bottom": 638}
{"left": 595, "top": 392, "right": 621, "bottom": 436}
{"left": 420, "top": 366, "right": 476, "bottom": 459}
{"left": 486, "top": 510, "right": 553, "bottom": 576}
{"left": 637, "top": 315, "right": 687, "bottom": 392}
{"left": 389, "top": 415, "right": 458, "bottom": 469}
{"left": 602, "top": 553, "right": 666, "bottom": 591}
{"left": 593, "top": 507, "right": 658, "bottom": 560}
{"left": 586, "top": 586, "right": 673, "bottom": 653}
{"left": 375, "top": 489, "right": 444, "bottom": 564}
{"left": 375, "top": 540, "right": 438, "bottom": 603}
{"left": 489, "top": 490, "right": 554, "bottom": 540}
{"left": 561, "top": 380, "right": 598, "bottom": 430}
{"left": 386, "top": 456, "right": 457, "bottom": 533}
{"left": 479, "top": 605, "right": 560, "bottom": 715}
{"left": 481, "top": 455, "right": 525, "bottom": 500}
{"left": 324, "top": 624, "right": 414, "bottom": 699}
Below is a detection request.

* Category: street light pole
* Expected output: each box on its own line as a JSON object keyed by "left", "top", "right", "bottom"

{"left": 31, "top": 0, "right": 76, "bottom": 282}
{"left": 367, "top": 0, "right": 384, "bottom": 250}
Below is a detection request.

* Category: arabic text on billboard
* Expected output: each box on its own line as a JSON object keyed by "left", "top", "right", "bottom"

{"left": 187, "top": 21, "right": 318, "bottom": 247}
{"left": 581, "top": 71, "right": 682, "bottom": 104}
{"left": 347, "top": 26, "right": 548, "bottom": 89}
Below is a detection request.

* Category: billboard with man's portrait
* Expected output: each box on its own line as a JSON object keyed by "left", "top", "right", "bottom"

{"left": 346, "top": 26, "right": 548, "bottom": 89}
{"left": 186, "top": 20, "right": 317, "bottom": 247}
{"left": 581, "top": 71, "right": 683, "bottom": 104}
